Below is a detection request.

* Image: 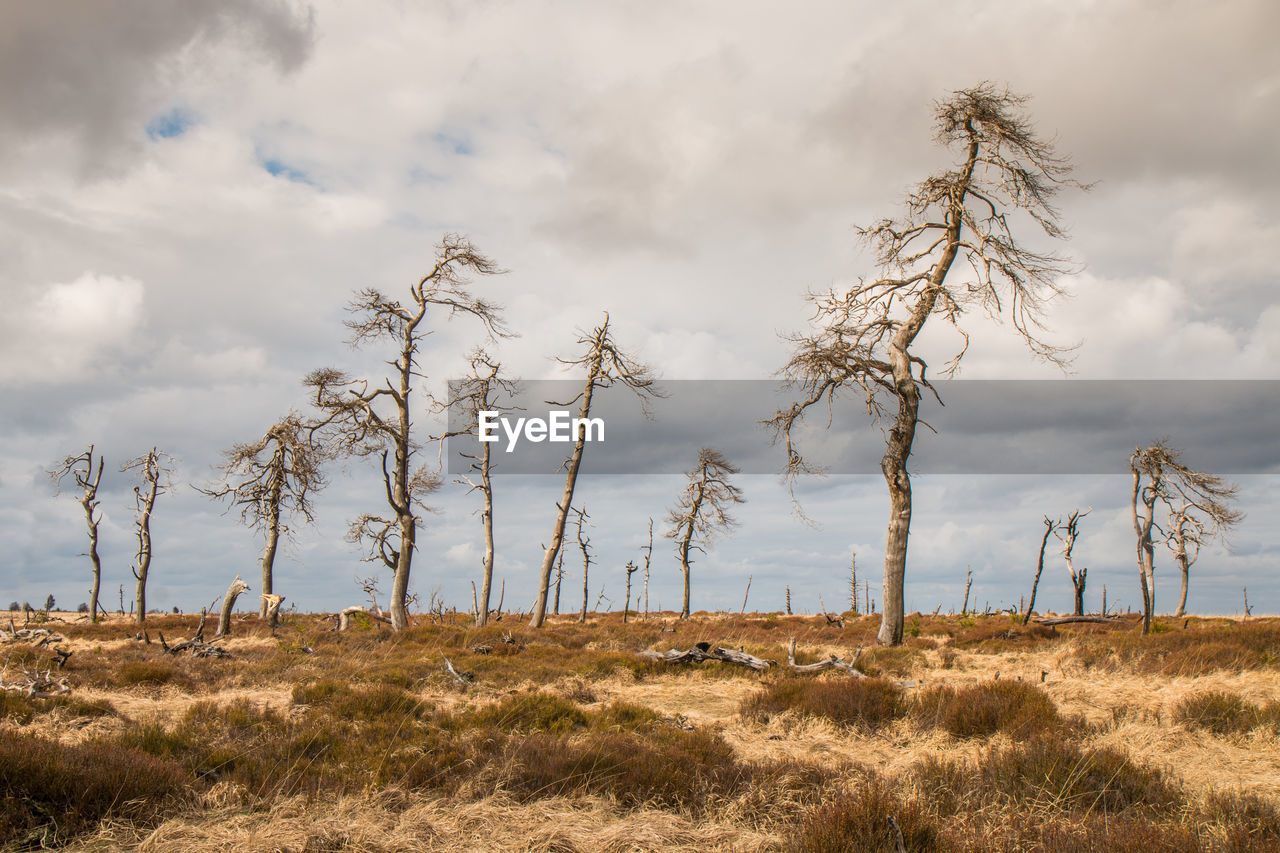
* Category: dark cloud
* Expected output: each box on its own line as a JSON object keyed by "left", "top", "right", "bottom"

{"left": 0, "top": 0, "right": 314, "bottom": 176}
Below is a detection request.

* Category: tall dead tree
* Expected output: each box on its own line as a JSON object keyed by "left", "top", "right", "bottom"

{"left": 769, "top": 84, "right": 1085, "bottom": 645}
{"left": 642, "top": 517, "right": 653, "bottom": 621}
{"left": 1056, "top": 508, "right": 1090, "bottom": 616}
{"left": 441, "top": 350, "right": 516, "bottom": 626}
{"left": 552, "top": 547, "right": 564, "bottom": 615}
{"left": 199, "top": 414, "right": 326, "bottom": 627}
{"left": 623, "top": 560, "right": 639, "bottom": 623}
{"left": 122, "top": 448, "right": 173, "bottom": 626}
{"left": 50, "top": 445, "right": 106, "bottom": 622}
{"left": 849, "top": 550, "right": 858, "bottom": 616}
{"left": 1023, "top": 516, "right": 1059, "bottom": 625}
{"left": 306, "top": 234, "right": 510, "bottom": 632}
{"left": 574, "top": 507, "right": 592, "bottom": 624}
{"left": 529, "top": 314, "right": 661, "bottom": 628}
{"left": 665, "top": 447, "right": 745, "bottom": 619}
{"left": 1131, "top": 441, "right": 1242, "bottom": 633}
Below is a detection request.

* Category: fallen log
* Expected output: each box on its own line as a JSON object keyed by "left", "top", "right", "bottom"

{"left": 639, "top": 641, "right": 774, "bottom": 672}
{"left": 1033, "top": 615, "right": 1126, "bottom": 626}
{"left": 336, "top": 606, "right": 393, "bottom": 631}
{"left": 786, "top": 637, "right": 867, "bottom": 677}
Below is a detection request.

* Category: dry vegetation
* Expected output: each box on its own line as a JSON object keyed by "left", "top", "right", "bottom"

{"left": 2, "top": 611, "right": 1279, "bottom": 851}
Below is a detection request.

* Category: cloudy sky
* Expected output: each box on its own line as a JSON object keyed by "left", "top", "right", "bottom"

{"left": 2, "top": 1, "right": 1277, "bottom": 619}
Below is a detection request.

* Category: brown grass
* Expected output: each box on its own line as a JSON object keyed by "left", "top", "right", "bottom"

{"left": 3, "top": 612, "right": 1278, "bottom": 850}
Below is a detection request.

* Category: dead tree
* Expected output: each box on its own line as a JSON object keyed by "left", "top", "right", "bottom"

{"left": 439, "top": 350, "right": 516, "bottom": 627}
{"left": 306, "top": 234, "right": 510, "bottom": 632}
{"left": 768, "top": 85, "right": 1085, "bottom": 645}
{"left": 552, "top": 547, "right": 564, "bottom": 615}
{"left": 1055, "top": 508, "right": 1090, "bottom": 615}
{"left": 623, "top": 560, "right": 638, "bottom": 623}
{"left": 215, "top": 575, "right": 250, "bottom": 637}
{"left": 665, "top": 448, "right": 745, "bottom": 618}
{"left": 50, "top": 445, "right": 106, "bottom": 622}
{"left": 1024, "top": 516, "right": 1059, "bottom": 625}
{"left": 642, "top": 517, "right": 653, "bottom": 621}
{"left": 200, "top": 413, "right": 326, "bottom": 627}
{"left": 849, "top": 550, "right": 858, "bottom": 616}
{"left": 529, "top": 313, "right": 662, "bottom": 627}
{"left": 122, "top": 448, "right": 173, "bottom": 626}
{"left": 573, "top": 507, "right": 593, "bottom": 624}
{"left": 1131, "top": 441, "right": 1242, "bottom": 633}
{"left": 961, "top": 567, "right": 973, "bottom": 616}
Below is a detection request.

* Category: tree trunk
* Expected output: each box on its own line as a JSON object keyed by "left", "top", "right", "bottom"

{"left": 1131, "top": 464, "right": 1157, "bottom": 635}
{"left": 477, "top": 442, "right": 495, "bottom": 626}
{"left": 84, "top": 501, "right": 102, "bottom": 625}
{"left": 1174, "top": 547, "right": 1190, "bottom": 618}
{"left": 132, "top": 458, "right": 159, "bottom": 627}
{"left": 390, "top": 518, "right": 414, "bottom": 631}
{"left": 1073, "top": 568, "right": 1086, "bottom": 617}
{"left": 259, "top": 477, "right": 283, "bottom": 625}
{"left": 216, "top": 575, "right": 249, "bottom": 637}
{"left": 1024, "top": 518, "right": 1055, "bottom": 625}
{"left": 531, "top": 362, "right": 599, "bottom": 628}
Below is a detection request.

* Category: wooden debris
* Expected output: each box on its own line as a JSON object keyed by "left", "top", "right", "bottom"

{"left": 441, "top": 653, "right": 474, "bottom": 687}
{"left": 0, "top": 658, "right": 70, "bottom": 699}
{"left": 1032, "top": 615, "right": 1125, "bottom": 626}
{"left": 336, "top": 605, "right": 393, "bottom": 631}
{"left": 639, "top": 641, "right": 774, "bottom": 672}
{"left": 785, "top": 637, "right": 866, "bottom": 677}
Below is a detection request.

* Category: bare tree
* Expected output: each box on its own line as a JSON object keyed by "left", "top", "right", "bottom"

{"left": 1055, "top": 508, "right": 1090, "bottom": 616}
{"left": 122, "top": 448, "right": 173, "bottom": 626}
{"left": 215, "top": 575, "right": 250, "bottom": 637}
{"left": 642, "top": 517, "right": 653, "bottom": 621}
{"left": 1023, "top": 516, "right": 1059, "bottom": 625}
{"left": 768, "top": 84, "right": 1085, "bottom": 645}
{"left": 1131, "top": 441, "right": 1242, "bottom": 633}
{"left": 665, "top": 447, "right": 745, "bottom": 619}
{"left": 199, "top": 414, "right": 326, "bottom": 627}
{"left": 50, "top": 445, "right": 106, "bottom": 622}
{"left": 306, "top": 234, "right": 510, "bottom": 632}
{"left": 574, "top": 507, "right": 592, "bottom": 624}
{"left": 529, "top": 314, "right": 662, "bottom": 628}
{"left": 623, "top": 560, "right": 638, "bottom": 624}
{"left": 439, "top": 350, "right": 516, "bottom": 627}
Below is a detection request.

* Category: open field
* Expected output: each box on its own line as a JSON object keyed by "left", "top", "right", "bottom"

{"left": 3, "top": 611, "right": 1280, "bottom": 851}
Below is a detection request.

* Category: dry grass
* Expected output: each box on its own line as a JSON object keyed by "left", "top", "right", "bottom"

{"left": 3, "top": 612, "right": 1278, "bottom": 850}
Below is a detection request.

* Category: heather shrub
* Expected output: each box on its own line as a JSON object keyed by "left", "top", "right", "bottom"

{"left": 741, "top": 677, "right": 906, "bottom": 730}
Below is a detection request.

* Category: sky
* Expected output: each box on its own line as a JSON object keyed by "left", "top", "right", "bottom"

{"left": 1, "top": 0, "right": 1278, "bottom": 620}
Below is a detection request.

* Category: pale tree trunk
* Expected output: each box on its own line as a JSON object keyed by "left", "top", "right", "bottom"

{"left": 259, "top": 478, "right": 282, "bottom": 624}
{"left": 677, "top": 485, "right": 705, "bottom": 619}
{"left": 389, "top": 329, "right": 417, "bottom": 633}
{"left": 216, "top": 575, "right": 250, "bottom": 637}
{"left": 1131, "top": 464, "right": 1158, "bottom": 635}
{"left": 477, "top": 441, "right": 495, "bottom": 626}
{"left": 1071, "top": 567, "right": 1087, "bottom": 616}
{"left": 1173, "top": 521, "right": 1190, "bottom": 617}
{"left": 83, "top": 495, "right": 103, "bottom": 624}
{"left": 531, "top": 360, "right": 599, "bottom": 628}
{"left": 132, "top": 453, "right": 160, "bottom": 627}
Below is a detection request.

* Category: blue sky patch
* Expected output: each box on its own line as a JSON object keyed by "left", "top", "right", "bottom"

{"left": 145, "top": 107, "right": 195, "bottom": 140}
{"left": 259, "top": 155, "right": 313, "bottom": 185}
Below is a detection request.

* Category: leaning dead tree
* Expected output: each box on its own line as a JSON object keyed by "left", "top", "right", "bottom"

{"left": 1056, "top": 508, "right": 1090, "bottom": 615}
{"left": 200, "top": 413, "right": 326, "bottom": 627}
{"left": 529, "top": 314, "right": 662, "bottom": 627}
{"left": 122, "top": 448, "right": 173, "bottom": 626}
{"left": 1131, "top": 441, "right": 1241, "bottom": 630}
{"left": 307, "top": 234, "right": 510, "bottom": 632}
{"left": 1023, "top": 516, "right": 1059, "bottom": 625}
{"left": 769, "top": 84, "right": 1085, "bottom": 645}
{"left": 50, "top": 445, "right": 106, "bottom": 622}
{"left": 665, "top": 448, "right": 745, "bottom": 619}
{"left": 439, "top": 350, "right": 516, "bottom": 626}
{"left": 214, "top": 575, "right": 250, "bottom": 637}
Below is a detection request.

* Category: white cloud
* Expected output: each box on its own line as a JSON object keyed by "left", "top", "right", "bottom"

{"left": 0, "top": 273, "right": 146, "bottom": 385}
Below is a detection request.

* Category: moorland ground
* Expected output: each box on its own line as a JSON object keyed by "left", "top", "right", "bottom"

{"left": 3, "top": 609, "right": 1280, "bottom": 851}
